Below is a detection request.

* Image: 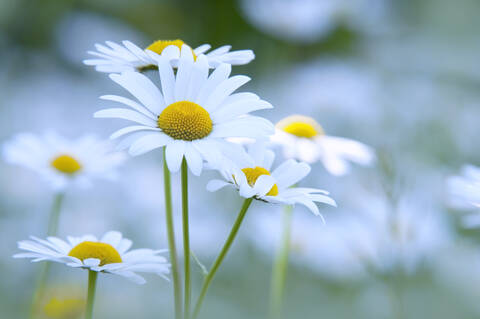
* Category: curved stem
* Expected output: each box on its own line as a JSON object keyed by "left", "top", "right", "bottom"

{"left": 181, "top": 158, "right": 191, "bottom": 319}
{"left": 163, "top": 148, "right": 183, "bottom": 319}
{"left": 268, "top": 205, "right": 293, "bottom": 319}
{"left": 85, "top": 271, "right": 98, "bottom": 319}
{"left": 193, "top": 198, "right": 253, "bottom": 319}
{"left": 29, "top": 192, "right": 65, "bottom": 319}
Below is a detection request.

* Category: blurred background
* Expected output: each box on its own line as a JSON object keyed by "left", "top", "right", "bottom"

{"left": 2, "top": 0, "right": 480, "bottom": 318}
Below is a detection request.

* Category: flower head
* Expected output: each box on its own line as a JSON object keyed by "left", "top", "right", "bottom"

{"left": 14, "top": 231, "right": 170, "bottom": 284}
{"left": 84, "top": 40, "right": 255, "bottom": 73}
{"left": 272, "top": 115, "right": 375, "bottom": 176}
{"left": 207, "top": 142, "right": 336, "bottom": 217}
{"left": 2, "top": 132, "right": 126, "bottom": 190}
{"left": 94, "top": 45, "right": 273, "bottom": 175}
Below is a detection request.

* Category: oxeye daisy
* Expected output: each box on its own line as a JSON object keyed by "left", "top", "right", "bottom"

{"left": 84, "top": 39, "right": 255, "bottom": 73}
{"left": 94, "top": 44, "right": 273, "bottom": 176}
{"left": 207, "top": 142, "right": 336, "bottom": 215}
{"left": 447, "top": 165, "right": 480, "bottom": 228}
{"left": 15, "top": 231, "right": 170, "bottom": 319}
{"left": 271, "top": 115, "right": 375, "bottom": 176}
{"left": 2, "top": 132, "right": 126, "bottom": 190}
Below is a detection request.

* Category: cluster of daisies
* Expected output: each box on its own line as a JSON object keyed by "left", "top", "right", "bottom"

{"left": 4, "top": 38, "right": 375, "bottom": 319}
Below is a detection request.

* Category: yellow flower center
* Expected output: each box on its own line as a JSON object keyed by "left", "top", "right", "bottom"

{"left": 145, "top": 39, "right": 197, "bottom": 59}
{"left": 51, "top": 155, "right": 82, "bottom": 175}
{"left": 68, "top": 241, "right": 122, "bottom": 266}
{"left": 158, "top": 101, "right": 213, "bottom": 141}
{"left": 43, "top": 297, "right": 84, "bottom": 319}
{"left": 277, "top": 115, "right": 324, "bottom": 139}
{"left": 241, "top": 166, "right": 279, "bottom": 196}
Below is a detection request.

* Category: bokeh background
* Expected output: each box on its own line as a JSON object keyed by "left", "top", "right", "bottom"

{"left": 2, "top": 0, "right": 480, "bottom": 318}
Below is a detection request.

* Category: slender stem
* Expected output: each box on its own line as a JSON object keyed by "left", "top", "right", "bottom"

{"left": 85, "top": 271, "right": 98, "bottom": 319}
{"left": 193, "top": 198, "right": 253, "bottom": 319}
{"left": 163, "top": 149, "right": 183, "bottom": 319}
{"left": 29, "top": 192, "right": 65, "bottom": 319}
{"left": 181, "top": 158, "right": 191, "bottom": 319}
{"left": 268, "top": 205, "right": 293, "bottom": 319}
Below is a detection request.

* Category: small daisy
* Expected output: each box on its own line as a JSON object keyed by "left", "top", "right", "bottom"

{"left": 207, "top": 142, "right": 336, "bottom": 217}
{"left": 94, "top": 45, "right": 273, "bottom": 176}
{"left": 447, "top": 165, "right": 480, "bottom": 228}
{"left": 2, "top": 132, "right": 126, "bottom": 190}
{"left": 14, "top": 231, "right": 170, "bottom": 284}
{"left": 84, "top": 39, "right": 255, "bottom": 73}
{"left": 272, "top": 115, "right": 375, "bottom": 176}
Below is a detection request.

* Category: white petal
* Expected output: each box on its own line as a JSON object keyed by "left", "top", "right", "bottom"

{"left": 196, "top": 63, "right": 231, "bottom": 105}
{"left": 174, "top": 45, "right": 195, "bottom": 101}
{"left": 206, "top": 179, "right": 231, "bottom": 192}
{"left": 128, "top": 133, "right": 171, "bottom": 156}
{"left": 165, "top": 141, "right": 186, "bottom": 172}
{"left": 94, "top": 108, "right": 157, "bottom": 127}
{"left": 211, "top": 116, "right": 274, "bottom": 138}
{"left": 203, "top": 75, "right": 250, "bottom": 112}
{"left": 100, "top": 95, "right": 156, "bottom": 119}
{"left": 272, "top": 160, "right": 311, "bottom": 188}
{"left": 110, "top": 125, "right": 161, "bottom": 139}
{"left": 184, "top": 144, "right": 204, "bottom": 176}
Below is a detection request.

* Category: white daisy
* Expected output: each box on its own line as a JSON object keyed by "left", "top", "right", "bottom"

{"left": 84, "top": 39, "right": 255, "bottom": 73}
{"left": 206, "top": 142, "right": 336, "bottom": 217}
{"left": 271, "top": 115, "right": 375, "bottom": 176}
{"left": 94, "top": 44, "right": 273, "bottom": 176}
{"left": 2, "top": 132, "right": 126, "bottom": 190}
{"left": 14, "top": 231, "right": 170, "bottom": 284}
{"left": 447, "top": 165, "right": 480, "bottom": 228}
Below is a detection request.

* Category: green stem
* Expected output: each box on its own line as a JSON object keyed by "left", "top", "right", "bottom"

{"left": 85, "top": 271, "right": 98, "bottom": 319}
{"left": 193, "top": 198, "right": 253, "bottom": 319}
{"left": 181, "top": 158, "right": 191, "bottom": 319}
{"left": 163, "top": 149, "right": 183, "bottom": 319}
{"left": 29, "top": 192, "right": 65, "bottom": 319}
{"left": 268, "top": 205, "right": 293, "bottom": 319}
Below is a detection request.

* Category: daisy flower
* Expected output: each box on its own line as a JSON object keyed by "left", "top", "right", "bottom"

{"left": 447, "top": 165, "right": 480, "bottom": 228}
{"left": 14, "top": 231, "right": 170, "bottom": 284}
{"left": 94, "top": 44, "right": 273, "bottom": 176}
{"left": 271, "top": 115, "right": 375, "bottom": 176}
{"left": 84, "top": 39, "right": 255, "bottom": 73}
{"left": 2, "top": 132, "right": 126, "bottom": 190}
{"left": 206, "top": 142, "right": 336, "bottom": 217}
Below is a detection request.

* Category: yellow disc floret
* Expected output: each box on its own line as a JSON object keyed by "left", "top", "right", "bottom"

{"left": 146, "top": 39, "right": 197, "bottom": 59}
{"left": 43, "top": 297, "right": 84, "bottom": 319}
{"left": 158, "top": 101, "right": 213, "bottom": 141}
{"left": 51, "top": 155, "right": 82, "bottom": 175}
{"left": 276, "top": 115, "right": 324, "bottom": 139}
{"left": 241, "top": 166, "right": 279, "bottom": 196}
{"left": 68, "top": 241, "right": 122, "bottom": 266}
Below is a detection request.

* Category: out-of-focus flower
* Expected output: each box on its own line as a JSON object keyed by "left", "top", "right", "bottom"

{"left": 248, "top": 196, "right": 451, "bottom": 281}
{"left": 207, "top": 142, "right": 336, "bottom": 216}
{"left": 447, "top": 165, "right": 480, "bottom": 228}
{"left": 272, "top": 115, "right": 375, "bottom": 176}
{"left": 84, "top": 40, "right": 254, "bottom": 73}
{"left": 95, "top": 45, "right": 273, "bottom": 175}
{"left": 240, "top": 0, "right": 392, "bottom": 43}
{"left": 14, "top": 231, "right": 170, "bottom": 284}
{"left": 2, "top": 132, "right": 126, "bottom": 190}
{"left": 43, "top": 296, "right": 84, "bottom": 319}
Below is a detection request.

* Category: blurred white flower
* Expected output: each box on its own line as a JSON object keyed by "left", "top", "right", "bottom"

{"left": 207, "top": 142, "right": 336, "bottom": 216}
{"left": 95, "top": 45, "right": 273, "bottom": 175}
{"left": 84, "top": 39, "right": 254, "bottom": 73}
{"left": 272, "top": 115, "right": 375, "bottom": 176}
{"left": 14, "top": 231, "right": 170, "bottom": 284}
{"left": 2, "top": 132, "right": 126, "bottom": 190}
{"left": 248, "top": 196, "right": 451, "bottom": 281}
{"left": 447, "top": 165, "right": 480, "bottom": 228}
{"left": 240, "top": 0, "right": 392, "bottom": 43}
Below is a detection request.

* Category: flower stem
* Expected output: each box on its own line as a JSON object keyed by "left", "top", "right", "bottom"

{"left": 193, "top": 198, "right": 253, "bottom": 319}
{"left": 29, "top": 192, "right": 65, "bottom": 319}
{"left": 181, "top": 158, "right": 191, "bottom": 319}
{"left": 163, "top": 148, "right": 183, "bottom": 319}
{"left": 85, "top": 270, "right": 98, "bottom": 319}
{"left": 268, "top": 205, "right": 293, "bottom": 319}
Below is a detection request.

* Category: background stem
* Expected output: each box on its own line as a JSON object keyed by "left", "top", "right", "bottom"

{"left": 268, "top": 205, "right": 293, "bottom": 319}
{"left": 181, "top": 158, "right": 191, "bottom": 319}
{"left": 193, "top": 198, "right": 253, "bottom": 319}
{"left": 163, "top": 149, "right": 183, "bottom": 319}
{"left": 29, "top": 192, "right": 65, "bottom": 319}
{"left": 85, "top": 271, "right": 98, "bottom": 319}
